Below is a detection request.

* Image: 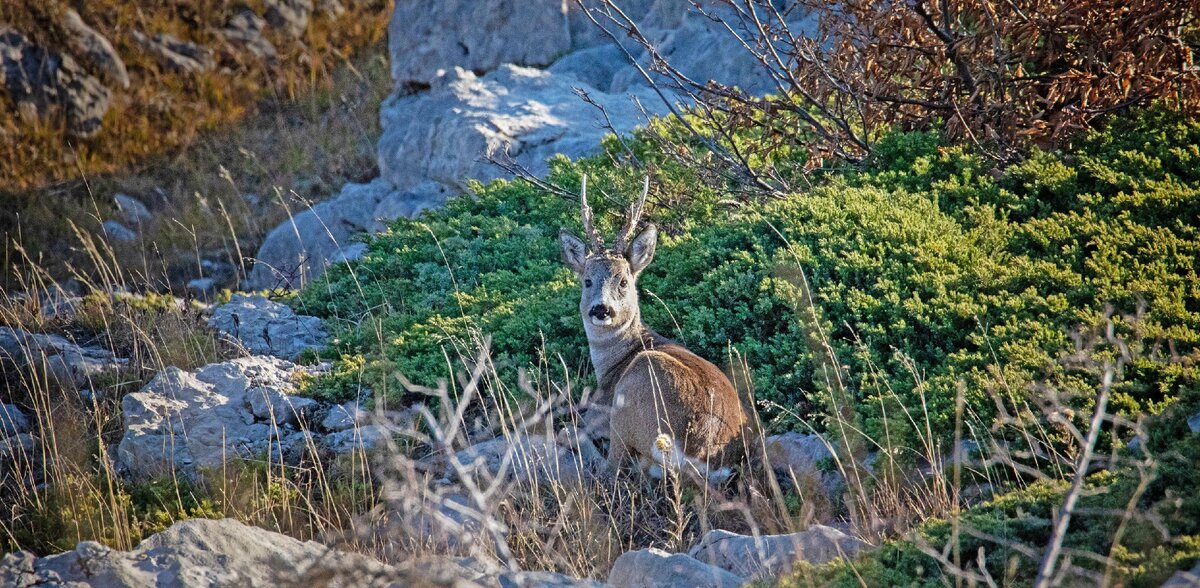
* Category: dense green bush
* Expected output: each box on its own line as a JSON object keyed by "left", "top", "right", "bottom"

{"left": 296, "top": 110, "right": 1200, "bottom": 449}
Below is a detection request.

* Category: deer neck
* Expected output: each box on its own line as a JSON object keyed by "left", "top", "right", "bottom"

{"left": 586, "top": 310, "right": 660, "bottom": 391}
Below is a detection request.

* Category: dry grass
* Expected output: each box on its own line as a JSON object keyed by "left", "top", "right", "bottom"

{"left": 1, "top": 1, "right": 394, "bottom": 291}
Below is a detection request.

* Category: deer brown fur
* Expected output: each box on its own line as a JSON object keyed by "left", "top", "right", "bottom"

{"left": 559, "top": 176, "right": 748, "bottom": 481}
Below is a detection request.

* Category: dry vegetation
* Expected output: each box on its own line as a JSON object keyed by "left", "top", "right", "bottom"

{"left": 0, "top": 0, "right": 394, "bottom": 289}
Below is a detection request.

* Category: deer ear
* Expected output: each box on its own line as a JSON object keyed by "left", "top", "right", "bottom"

{"left": 559, "top": 229, "right": 588, "bottom": 273}
{"left": 627, "top": 224, "right": 657, "bottom": 275}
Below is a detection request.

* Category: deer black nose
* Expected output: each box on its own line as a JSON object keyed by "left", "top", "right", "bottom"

{"left": 589, "top": 304, "right": 611, "bottom": 319}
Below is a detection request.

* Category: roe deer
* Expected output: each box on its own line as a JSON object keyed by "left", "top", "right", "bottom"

{"left": 560, "top": 176, "right": 749, "bottom": 482}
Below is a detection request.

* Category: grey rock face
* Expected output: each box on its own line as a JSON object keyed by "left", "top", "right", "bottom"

{"left": 325, "top": 424, "right": 394, "bottom": 454}
{"left": 764, "top": 432, "right": 845, "bottom": 497}
{"left": 207, "top": 294, "right": 328, "bottom": 360}
{"left": 1188, "top": 411, "right": 1200, "bottom": 434}
{"left": 102, "top": 219, "right": 137, "bottom": 242}
{"left": 0, "top": 326, "right": 126, "bottom": 387}
{"left": 244, "top": 177, "right": 427, "bottom": 290}
{"left": 265, "top": 0, "right": 313, "bottom": 39}
{"left": 377, "top": 64, "right": 667, "bottom": 194}
{"left": 61, "top": 9, "right": 129, "bottom": 89}
{"left": 0, "top": 29, "right": 111, "bottom": 137}
{"left": 608, "top": 548, "right": 743, "bottom": 588}
{"left": 187, "top": 277, "right": 217, "bottom": 300}
{"left": 113, "top": 192, "right": 151, "bottom": 224}
{"left": 688, "top": 526, "right": 870, "bottom": 579}
{"left": 116, "top": 356, "right": 316, "bottom": 481}
{"left": 446, "top": 432, "right": 605, "bottom": 487}
{"left": 0, "top": 518, "right": 400, "bottom": 587}
{"left": 323, "top": 400, "right": 369, "bottom": 431}
{"left": 388, "top": 0, "right": 571, "bottom": 87}
{"left": 221, "top": 11, "right": 278, "bottom": 63}
{"left": 1162, "top": 562, "right": 1200, "bottom": 588}
{"left": 0, "top": 403, "right": 30, "bottom": 437}
{"left": 132, "top": 31, "right": 215, "bottom": 74}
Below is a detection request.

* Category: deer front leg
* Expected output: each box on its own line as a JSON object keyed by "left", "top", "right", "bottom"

{"left": 607, "top": 434, "right": 630, "bottom": 477}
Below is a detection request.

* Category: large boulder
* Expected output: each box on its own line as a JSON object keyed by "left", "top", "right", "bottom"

{"left": 116, "top": 356, "right": 318, "bottom": 481}
{"left": 0, "top": 29, "right": 111, "bottom": 137}
{"left": 387, "top": 0, "right": 662, "bottom": 87}
{"left": 377, "top": 64, "right": 667, "bottom": 194}
{"left": 388, "top": 0, "right": 571, "bottom": 87}
{"left": 608, "top": 548, "right": 743, "bottom": 588}
{"left": 688, "top": 526, "right": 870, "bottom": 579}
{"left": 207, "top": 294, "right": 329, "bottom": 359}
{"left": 0, "top": 326, "right": 127, "bottom": 387}
{"left": 265, "top": 0, "right": 313, "bottom": 39}
{"left": 132, "top": 31, "right": 215, "bottom": 74}
{"left": 444, "top": 431, "right": 605, "bottom": 487}
{"left": 61, "top": 9, "right": 129, "bottom": 89}
{"left": 0, "top": 517, "right": 608, "bottom": 587}
{"left": 763, "top": 432, "right": 845, "bottom": 498}
{"left": 0, "top": 518, "right": 399, "bottom": 587}
{"left": 243, "top": 178, "right": 434, "bottom": 290}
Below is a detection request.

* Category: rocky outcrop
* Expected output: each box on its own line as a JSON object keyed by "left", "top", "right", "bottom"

{"left": 220, "top": 11, "right": 279, "bottom": 63}
{"left": 764, "top": 432, "right": 846, "bottom": 498}
{"left": 207, "top": 294, "right": 329, "bottom": 359}
{"left": 0, "top": 517, "right": 608, "bottom": 587}
{"left": 443, "top": 431, "right": 605, "bottom": 487}
{"left": 608, "top": 548, "right": 742, "bottom": 588}
{"left": 113, "top": 193, "right": 151, "bottom": 224}
{"left": 0, "top": 326, "right": 127, "bottom": 387}
{"left": 265, "top": 0, "right": 314, "bottom": 39}
{"left": 133, "top": 31, "right": 216, "bottom": 75}
{"left": 688, "top": 526, "right": 870, "bottom": 580}
{"left": 244, "top": 178, "right": 437, "bottom": 289}
{"left": 377, "top": 64, "right": 666, "bottom": 194}
{"left": 0, "top": 403, "right": 30, "bottom": 437}
{"left": 0, "top": 29, "right": 111, "bottom": 137}
{"left": 0, "top": 518, "right": 399, "bottom": 587}
{"left": 61, "top": 9, "right": 129, "bottom": 89}
{"left": 116, "top": 356, "right": 320, "bottom": 481}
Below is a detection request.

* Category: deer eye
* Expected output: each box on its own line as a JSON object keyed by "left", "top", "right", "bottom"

{"left": 619, "top": 279, "right": 628, "bottom": 288}
{"left": 584, "top": 279, "right": 593, "bottom": 288}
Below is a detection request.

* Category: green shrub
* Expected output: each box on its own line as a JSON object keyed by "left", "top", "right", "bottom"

{"left": 295, "top": 109, "right": 1200, "bottom": 452}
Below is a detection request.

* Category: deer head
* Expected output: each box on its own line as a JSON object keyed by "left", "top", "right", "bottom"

{"left": 559, "top": 176, "right": 657, "bottom": 337}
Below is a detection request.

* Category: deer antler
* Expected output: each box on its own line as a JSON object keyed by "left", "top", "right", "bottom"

{"left": 579, "top": 174, "right": 604, "bottom": 250}
{"left": 613, "top": 175, "right": 650, "bottom": 251}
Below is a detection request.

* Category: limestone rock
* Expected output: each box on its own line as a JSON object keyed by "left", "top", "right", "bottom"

{"left": 0, "top": 326, "right": 126, "bottom": 387}
{"left": 0, "top": 403, "right": 30, "bottom": 437}
{"left": 116, "top": 356, "right": 316, "bottom": 481}
{"left": 388, "top": 0, "right": 571, "bottom": 87}
{"left": 244, "top": 178, "right": 430, "bottom": 290}
{"left": 132, "top": 31, "right": 215, "bottom": 74}
{"left": 0, "top": 29, "right": 111, "bottom": 137}
{"left": 207, "top": 294, "right": 328, "bottom": 360}
{"left": 1162, "top": 562, "right": 1200, "bottom": 587}
{"left": 248, "top": 386, "right": 319, "bottom": 426}
{"left": 0, "top": 518, "right": 400, "bottom": 586}
{"left": 102, "top": 219, "right": 137, "bottom": 242}
{"left": 446, "top": 432, "right": 604, "bottom": 487}
{"left": 688, "top": 526, "right": 870, "bottom": 579}
{"left": 609, "top": 548, "right": 743, "bottom": 588}
{"left": 113, "top": 192, "right": 151, "bottom": 224}
{"left": 61, "top": 9, "right": 129, "bottom": 89}
{"left": 265, "top": 0, "right": 313, "bottom": 39}
{"left": 325, "top": 424, "right": 394, "bottom": 454}
{"left": 763, "top": 432, "right": 844, "bottom": 497}
{"left": 221, "top": 11, "right": 278, "bottom": 63}
{"left": 323, "top": 400, "right": 369, "bottom": 431}
{"left": 187, "top": 277, "right": 216, "bottom": 300}
{"left": 377, "top": 65, "right": 667, "bottom": 194}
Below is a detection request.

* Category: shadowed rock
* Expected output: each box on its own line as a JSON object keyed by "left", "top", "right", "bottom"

{"left": 609, "top": 548, "right": 742, "bottom": 588}
{"left": 688, "top": 526, "right": 871, "bottom": 579}
{"left": 0, "top": 29, "right": 111, "bottom": 137}
{"left": 61, "top": 9, "right": 129, "bottom": 89}
{"left": 208, "top": 294, "right": 329, "bottom": 360}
